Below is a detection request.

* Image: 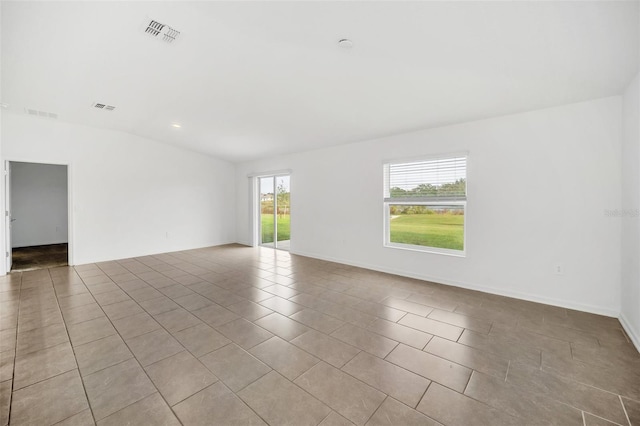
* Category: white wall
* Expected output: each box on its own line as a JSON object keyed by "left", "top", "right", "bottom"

{"left": 11, "top": 162, "right": 68, "bottom": 248}
{"left": 0, "top": 3, "right": 4, "bottom": 270}
{"left": 621, "top": 72, "right": 640, "bottom": 349}
{"left": 236, "top": 97, "right": 622, "bottom": 316}
{"left": 1, "top": 113, "right": 236, "bottom": 273}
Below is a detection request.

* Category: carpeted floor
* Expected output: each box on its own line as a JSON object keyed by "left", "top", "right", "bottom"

{"left": 11, "top": 243, "right": 68, "bottom": 271}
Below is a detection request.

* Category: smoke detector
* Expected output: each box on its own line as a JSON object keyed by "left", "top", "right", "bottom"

{"left": 145, "top": 19, "right": 180, "bottom": 43}
{"left": 93, "top": 102, "right": 116, "bottom": 111}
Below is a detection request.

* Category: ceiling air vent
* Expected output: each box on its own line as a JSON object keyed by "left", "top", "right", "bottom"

{"left": 145, "top": 19, "right": 180, "bottom": 43}
{"left": 25, "top": 108, "right": 57, "bottom": 119}
{"left": 93, "top": 102, "right": 116, "bottom": 111}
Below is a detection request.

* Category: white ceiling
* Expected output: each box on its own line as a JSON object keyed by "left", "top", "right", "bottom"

{"left": 2, "top": 1, "right": 639, "bottom": 163}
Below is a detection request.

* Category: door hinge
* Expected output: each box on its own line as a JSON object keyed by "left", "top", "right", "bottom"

{"left": 5, "top": 252, "right": 8, "bottom": 258}
{"left": 5, "top": 211, "right": 8, "bottom": 217}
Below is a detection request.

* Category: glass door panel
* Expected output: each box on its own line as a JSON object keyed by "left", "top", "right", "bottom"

{"left": 259, "top": 177, "right": 275, "bottom": 247}
{"left": 275, "top": 176, "right": 290, "bottom": 250}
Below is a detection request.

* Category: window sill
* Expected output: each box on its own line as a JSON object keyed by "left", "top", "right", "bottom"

{"left": 384, "top": 242, "right": 466, "bottom": 258}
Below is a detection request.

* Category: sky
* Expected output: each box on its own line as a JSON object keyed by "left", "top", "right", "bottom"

{"left": 259, "top": 175, "right": 290, "bottom": 195}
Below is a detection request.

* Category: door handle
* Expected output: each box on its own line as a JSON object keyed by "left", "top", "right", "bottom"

{"left": 10, "top": 218, "right": 16, "bottom": 222}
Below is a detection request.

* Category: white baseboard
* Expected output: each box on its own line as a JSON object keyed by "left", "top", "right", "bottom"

{"left": 619, "top": 313, "right": 640, "bottom": 353}
{"left": 289, "top": 248, "right": 620, "bottom": 318}
{"left": 71, "top": 240, "right": 238, "bottom": 266}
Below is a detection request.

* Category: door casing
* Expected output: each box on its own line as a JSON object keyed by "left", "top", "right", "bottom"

{"left": 2, "top": 159, "right": 74, "bottom": 275}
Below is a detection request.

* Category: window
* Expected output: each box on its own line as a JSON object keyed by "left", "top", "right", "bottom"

{"left": 383, "top": 155, "right": 467, "bottom": 255}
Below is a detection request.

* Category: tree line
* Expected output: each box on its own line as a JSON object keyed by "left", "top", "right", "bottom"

{"left": 389, "top": 179, "right": 466, "bottom": 198}
{"left": 389, "top": 179, "right": 465, "bottom": 216}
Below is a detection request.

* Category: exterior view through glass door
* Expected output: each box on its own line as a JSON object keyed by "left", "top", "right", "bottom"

{"left": 259, "top": 175, "right": 290, "bottom": 250}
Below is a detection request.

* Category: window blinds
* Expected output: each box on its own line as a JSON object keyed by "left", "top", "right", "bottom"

{"left": 383, "top": 156, "right": 467, "bottom": 202}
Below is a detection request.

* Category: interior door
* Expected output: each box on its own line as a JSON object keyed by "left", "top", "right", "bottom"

{"left": 4, "top": 161, "right": 12, "bottom": 272}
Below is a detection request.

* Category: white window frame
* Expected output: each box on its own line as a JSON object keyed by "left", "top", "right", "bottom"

{"left": 383, "top": 154, "right": 467, "bottom": 257}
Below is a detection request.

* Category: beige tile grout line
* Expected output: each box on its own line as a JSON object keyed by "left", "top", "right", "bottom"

{"left": 583, "top": 409, "right": 628, "bottom": 426}
{"left": 620, "top": 395, "right": 632, "bottom": 426}
{"left": 363, "top": 395, "right": 389, "bottom": 424}
{"left": 110, "top": 260, "right": 282, "bottom": 426}
{"left": 91, "top": 257, "right": 386, "bottom": 424}
{"left": 13, "top": 247, "right": 635, "bottom": 426}
{"left": 5, "top": 271, "right": 90, "bottom": 423}
{"left": 5, "top": 271, "right": 22, "bottom": 426}
{"left": 47, "top": 267, "right": 98, "bottom": 426}
{"left": 161, "top": 253, "right": 532, "bottom": 424}
{"left": 279, "top": 275, "right": 628, "bottom": 424}
{"left": 83, "top": 262, "right": 190, "bottom": 425}
{"left": 85, "top": 257, "right": 291, "bottom": 424}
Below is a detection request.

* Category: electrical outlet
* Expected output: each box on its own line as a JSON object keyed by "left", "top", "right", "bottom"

{"left": 553, "top": 263, "right": 564, "bottom": 275}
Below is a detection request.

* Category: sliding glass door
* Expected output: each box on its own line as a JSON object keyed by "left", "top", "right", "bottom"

{"left": 259, "top": 175, "right": 290, "bottom": 250}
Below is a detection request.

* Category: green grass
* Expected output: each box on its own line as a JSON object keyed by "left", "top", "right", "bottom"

{"left": 390, "top": 213, "right": 464, "bottom": 251}
{"left": 260, "top": 211, "right": 462, "bottom": 250}
{"left": 261, "top": 214, "right": 290, "bottom": 244}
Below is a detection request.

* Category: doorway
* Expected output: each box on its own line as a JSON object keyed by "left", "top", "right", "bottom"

{"left": 258, "top": 174, "right": 290, "bottom": 250}
{"left": 5, "top": 161, "right": 69, "bottom": 272}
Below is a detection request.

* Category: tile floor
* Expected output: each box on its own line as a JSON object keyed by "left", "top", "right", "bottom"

{"left": 0, "top": 244, "right": 639, "bottom": 426}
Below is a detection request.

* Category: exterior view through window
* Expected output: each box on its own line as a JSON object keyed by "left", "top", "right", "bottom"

{"left": 259, "top": 175, "right": 291, "bottom": 250}
{"left": 383, "top": 155, "right": 467, "bottom": 255}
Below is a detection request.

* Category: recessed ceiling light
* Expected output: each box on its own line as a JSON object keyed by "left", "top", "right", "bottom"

{"left": 171, "top": 123, "right": 182, "bottom": 128}
{"left": 338, "top": 39, "right": 353, "bottom": 49}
